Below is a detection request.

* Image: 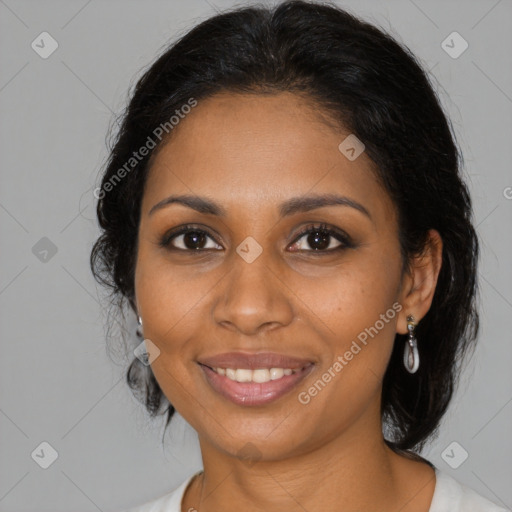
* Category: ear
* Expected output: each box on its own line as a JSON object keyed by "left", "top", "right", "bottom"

{"left": 396, "top": 229, "right": 443, "bottom": 335}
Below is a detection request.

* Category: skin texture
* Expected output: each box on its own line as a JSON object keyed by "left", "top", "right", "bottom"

{"left": 134, "top": 91, "right": 443, "bottom": 512}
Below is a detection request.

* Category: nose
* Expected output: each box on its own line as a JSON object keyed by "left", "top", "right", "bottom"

{"left": 212, "top": 251, "right": 294, "bottom": 336}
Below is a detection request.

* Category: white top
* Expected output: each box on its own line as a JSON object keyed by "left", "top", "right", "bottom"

{"left": 122, "top": 466, "right": 509, "bottom": 512}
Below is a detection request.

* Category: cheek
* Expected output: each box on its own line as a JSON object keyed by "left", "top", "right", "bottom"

{"left": 292, "top": 289, "right": 400, "bottom": 442}
{"left": 134, "top": 249, "right": 229, "bottom": 397}
{"left": 135, "top": 263, "right": 206, "bottom": 414}
{"left": 298, "top": 254, "right": 402, "bottom": 400}
{"left": 301, "top": 255, "right": 400, "bottom": 335}
{"left": 135, "top": 246, "right": 215, "bottom": 345}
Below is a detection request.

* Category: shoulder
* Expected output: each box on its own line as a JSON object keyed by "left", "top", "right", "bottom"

{"left": 430, "top": 468, "right": 509, "bottom": 512}
{"left": 119, "top": 471, "right": 200, "bottom": 512}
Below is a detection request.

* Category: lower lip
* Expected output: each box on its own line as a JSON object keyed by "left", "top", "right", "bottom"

{"left": 199, "top": 363, "right": 314, "bottom": 406}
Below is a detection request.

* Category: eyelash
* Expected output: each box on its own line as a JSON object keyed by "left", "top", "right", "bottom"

{"left": 159, "top": 223, "right": 354, "bottom": 254}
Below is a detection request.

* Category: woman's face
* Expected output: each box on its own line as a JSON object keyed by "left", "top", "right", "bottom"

{"left": 135, "top": 91, "right": 412, "bottom": 461}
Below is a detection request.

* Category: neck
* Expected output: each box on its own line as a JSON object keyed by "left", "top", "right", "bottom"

{"left": 184, "top": 415, "right": 436, "bottom": 512}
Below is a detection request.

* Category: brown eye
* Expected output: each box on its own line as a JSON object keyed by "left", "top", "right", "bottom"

{"left": 160, "top": 226, "right": 223, "bottom": 251}
{"left": 289, "top": 223, "right": 353, "bottom": 252}
{"left": 181, "top": 231, "right": 208, "bottom": 249}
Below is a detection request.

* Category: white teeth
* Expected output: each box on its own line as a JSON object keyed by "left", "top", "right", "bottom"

{"left": 214, "top": 367, "right": 300, "bottom": 383}
{"left": 253, "top": 369, "right": 270, "bottom": 383}
{"left": 270, "top": 368, "right": 284, "bottom": 380}
{"left": 235, "top": 369, "right": 252, "bottom": 382}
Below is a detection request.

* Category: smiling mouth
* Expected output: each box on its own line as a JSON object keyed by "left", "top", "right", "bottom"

{"left": 198, "top": 362, "right": 315, "bottom": 406}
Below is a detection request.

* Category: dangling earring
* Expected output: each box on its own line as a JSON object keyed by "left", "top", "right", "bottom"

{"left": 136, "top": 315, "right": 143, "bottom": 338}
{"left": 403, "top": 315, "right": 419, "bottom": 373}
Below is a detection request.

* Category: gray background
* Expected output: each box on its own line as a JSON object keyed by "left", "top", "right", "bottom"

{"left": 1, "top": 0, "right": 511, "bottom": 510}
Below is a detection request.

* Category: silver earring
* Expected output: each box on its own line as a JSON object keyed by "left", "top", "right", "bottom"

{"left": 404, "top": 315, "right": 419, "bottom": 373}
{"left": 136, "top": 315, "right": 143, "bottom": 338}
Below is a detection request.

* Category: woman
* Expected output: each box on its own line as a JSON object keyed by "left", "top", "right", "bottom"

{"left": 90, "top": 1, "right": 508, "bottom": 511}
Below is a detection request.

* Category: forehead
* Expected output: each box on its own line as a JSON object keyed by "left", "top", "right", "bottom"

{"left": 142, "top": 91, "right": 395, "bottom": 224}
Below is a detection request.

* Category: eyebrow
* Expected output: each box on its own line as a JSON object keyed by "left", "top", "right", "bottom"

{"left": 148, "top": 193, "right": 371, "bottom": 220}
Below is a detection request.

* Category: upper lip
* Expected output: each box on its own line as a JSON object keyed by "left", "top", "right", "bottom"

{"left": 198, "top": 352, "right": 314, "bottom": 370}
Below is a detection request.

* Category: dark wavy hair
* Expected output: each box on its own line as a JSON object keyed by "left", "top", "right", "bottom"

{"left": 90, "top": 0, "right": 479, "bottom": 459}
